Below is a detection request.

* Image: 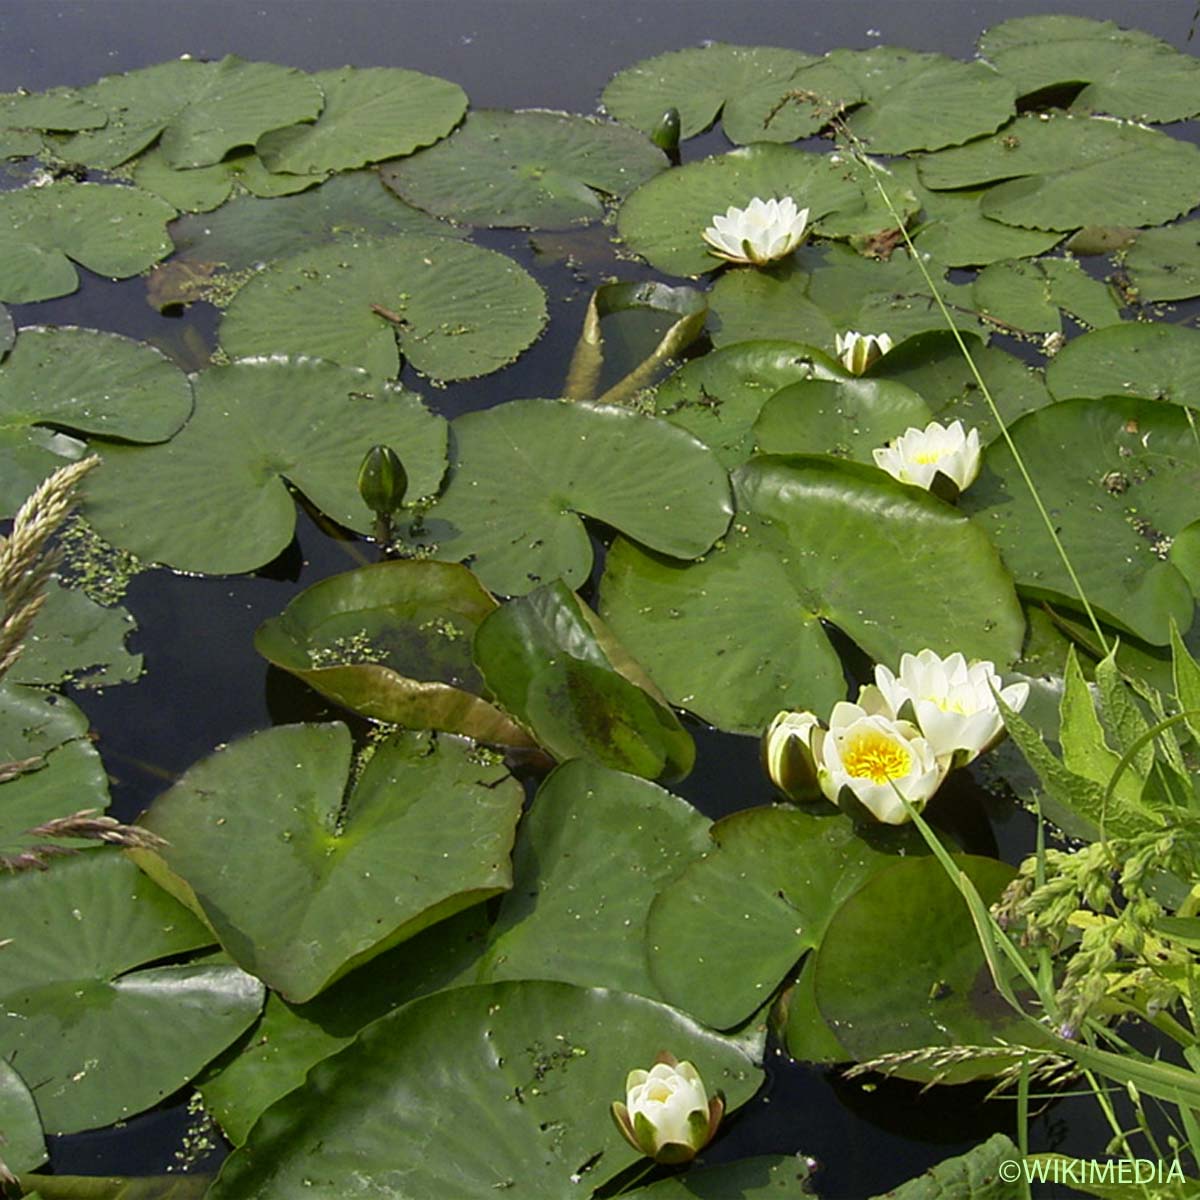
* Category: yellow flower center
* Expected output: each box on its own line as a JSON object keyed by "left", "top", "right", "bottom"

{"left": 912, "top": 449, "right": 948, "bottom": 464}
{"left": 842, "top": 731, "right": 912, "bottom": 784}
{"left": 646, "top": 1082, "right": 672, "bottom": 1103}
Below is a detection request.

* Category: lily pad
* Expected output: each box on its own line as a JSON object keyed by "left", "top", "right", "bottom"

{"left": 972, "top": 258, "right": 1122, "bottom": 335}
{"left": 912, "top": 187, "right": 1062, "bottom": 268}
{"left": 647, "top": 806, "right": 926, "bottom": 1029}
{"left": 650, "top": 340, "right": 843, "bottom": 468}
{"left": 132, "top": 146, "right": 322, "bottom": 213}
{"left": 83, "top": 357, "right": 446, "bottom": 575}
{"left": 979, "top": 14, "right": 1200, "bottom": 123}
{"left": 474, "top": 584, "right": 695, "bottom": 780}
{"left": 256, "top": 66, "right": 467, "bottom": 175}
{"left": 1046, "top": 322, "right": 1200, "bottom": 405}
{"left": 0, "top": 181, "right": 175, "bottom": 303}
{"left": 135, "top": 724, "right": 523, "bottom": 1003}
{"left": 754, "top": 376, "right": 933, "bottom": 462}
{"left": 254, "top": 559, "right": 530, "bottom": 746}
{"left": 629, "top": 1157, "right": 816, "bottom": 1198}
{"left": 872, "top": 1134, "right": 1023, "bottom": 1199}
{"left": 600, "top": 456, "right": 1025, "bottom": 734}
{"left": 721, "top": 59, "right": 863, "bottom": 145}
{"left": 382, "top": 109, "right": 665, "bottom": 229}
{"left": 918, "top": 113, "right": 1200, "bottom": 232}
{"left": 0, "top": 1059, "right": 45, "bottom": 1174}
{"left": 199, "top": 906, "right": 490, "bottom": 1146}
{"left": 417, "top": 398, "right": 732, "bottom": 596}
{"left": 601, "top": 44, "right": 816, "bottom": 141}
{"left": 814, "top": 855, "right": 1027, "bottom": 1077}
{"left": 219, "top": 233, "right": 546, "bottom": 381}
{"left": 616, "top": 144, "right": 916, "bottom": 278}
{"left": 1124, "top": 222, "right": 1200, "bottom": 303}
{"left": 0, "top": 87, "right": 105, "bottom": 132}
{"left": 0, "top": 325, "right": 193, "bottom": 516}
{"left": 479, "top": 760, "right": 710, "bottom": 995}
{"left": 0, "top": 849, "right": 264, "bottom": 1135}
{"left": 962, "top": 396, "right": 1200, "bottom": 645}
{"left": 208, "top": 979, "right": 763, "bottom": 1200}
{"left": 58, "top": 56, "right": 323, "bottom": 169}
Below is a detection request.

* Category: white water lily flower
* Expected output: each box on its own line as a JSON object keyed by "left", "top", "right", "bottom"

{"left": 818, "top": 700, "right": 947, "bottom": 825}
{"left": 702, "top": 196, "right": 809, "bottom": 266}
{"left": 836, "top": 330, "right": 893, "bottom": 375}
{"left": 874, "top": 649, "right": 1030, "bottom": 765}
{"left": 612, "top": 1054, "right": 724, "bottom": 1164}
{"left": 762, "top": 709, "right": 823, "bottom": 802}
{"left": 872, "top": 419, "right": 982, "bottom": 494}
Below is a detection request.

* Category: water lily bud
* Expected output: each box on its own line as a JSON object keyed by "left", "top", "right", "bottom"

{"left": 357, "top": 444, "right": 407, "bottom": 515}
{"left": 874, "top": 649, "right": 1029, "bottom": 767}
{"left": 835, "top": 330, "right": 893, "bottom": 375}
{"left": 818, "top": 701, "right": 947, "bottom": 825}
{"left": 762, "top": 710, "right": 823, "bottom": 802}
{"left": 702, "top": 196, "right": 809, "bottom": 266}
{"left": 652, "top": 107, "right": 682, "bottom": 153}
{"left": 611, "top": 1053, "right": 724, "bottom": 1164}
{"left": 872, "top": 420, "right": 982, "bottom": 497}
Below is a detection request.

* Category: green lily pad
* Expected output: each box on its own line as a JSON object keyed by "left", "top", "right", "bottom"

{"left": 647, "top": 806, "right": 926, "bottom": 1029}
{"left": 721, "top": 59, "right": 863, "bottom": 145}
{"left": 600, "top": 456, "right": 1025, "bottom": 734}
{"left": 382, "top": 109, "right": 665, "bottom": 229}
{"left": 13, "top": 1178, "right": 209, "bottom": 1200}
{"left": 918, "top": 113, "right": 1200, "bottom": 233}
{"left": 650, "top": 340, "right": 843, "bottom": 469}
{"left": 83, "top": 357, "right": 446, "bottom": 575}
{"left": 209, "top": 979, "right": 763, "bottom": 1200}
{"left": 0, "top": 325, "right": 193, "bottom": 516}
{"left": 479, "top": 760, "right": 710, "bottom": 995}
{"left": 629, "top": 1157, "right": 816, "bottom": 1198}
{"left": 814, "top": 855, "right": 1027, "bottom": 1077}
{"left": 58, "top": 56, "right": 323, "bottom": 169}
{"left": 912, "top": 187, "right": 1062, "bottom": 268}
{"left": 256, "top": 66, "right": 467, "bottom": 175}
{"left": 973, "top": 258, "right": 1122, "bottom": 335}
{"left": 219, "top": 233, "right": 546, "bottom": 381}
{"left": 0, "top": 181, "right": 176, "bottom": 303}
{"left": 199, "top": 906, "right": 489, "bottom": 1146}
{"left": 136, "top": 724, "right": 523, "bottom": 1003}
{"left": 839, "top": 53, "right": 1016, "bottom": 154}
{"left": 979, "top": 14, "right": 1200, "bottom": 123}
{"left": 754, "top": 376, "right": 933, "bottom": 462}
{"left": 475, "top": 584, "right": 695, "bottom": 780}
{"left": 7, "top": 577, "right": 141, "bottom": 689}
{"left": 254, "top": 559, "right": 531, "bottom": 746}
{"left": 871, "top": 1134, "right": 1023, "bottom": 1199}
{"left": 0, "top": 1059, "right": 45, "bottom": 1174}
{"left": 0, "top": 87, "right": 105, "bottom": 132}
{"left": 601, "top": 44, "right": 816, "bottom": 141}
{"left": 616, "top": 144, "right": 915, "bottom": 278}
{"left": 962, "top": 396, "right": 1199, "bottom": 645}
{"left": 417, "top": 398, "right": 732, "bottom": 596}
{"left": 1124, "top": 222, "right": 1200, "bottom": 302}
{"left": 132, "top": 146, "right": 322, "bottom": 213}
{"left": 1046, "top": 322, "right": 1200, "bottom": 405}
{"left": 783, "top": 955, "right": 849, "bottom": 1065}
{"left": 0, "top": 849, "right": 263, "bottom": 1135}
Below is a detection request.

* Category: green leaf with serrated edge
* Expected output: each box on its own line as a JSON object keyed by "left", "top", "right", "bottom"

{"left": 627, "top": 1156, "right": 816, "bottom": 1198}
{"left": 1125, "top": 222, "right": 1200, "bottom": 303}
{"left": 59, "top": 57, "right": 322, "bottom": 170}
{"left": 132, "top": 147, "right": 321, "bottom": 214}
{"left": 918, "top": 113, "right": 1200, "bottom": 233}
{"left": 869, "top": 1133, "right": 1022, "bottom": 1199}
{"left": 479, "top": 761, "right": 710, "bottom": 995}
{"left": 0, "top": 325, "right": 192, "bottom": 516}
{"left": 257, "top": 66, "right": 466, "bottom": 175}
{"left": 254, "top": 560, "right": 531, "bottom": 746}
{"left": 0, "top": 181, "right": 175, "bottom": 304}
{"left": 754, "top": 376, "right": 932, "bottom": 463}
{"left": 417, "top": 398, "right": 732, "bottom": 597}
{"left": 473, "top": 583, "right": 694, "bottom": 781}
{"left": 721, "top": 58, "right": 862, "bottom": 144}
{"left": 1171, "top": 620, "right": 1200, "bottom": 746}
{"left": 135, "top": 725, "right": 523, "bottom": 1003}
{"left": 383, "top": 109, "right": 665, "bottom": 229}
{"left": 0, "top": 850, "right": 260, "bottom": 1135}
{"left": 973, "top": 259, "right": 1061, "bottom": 334}
{"left": 208, "top": 980, "right": 763, "bottom": 1200}
{"left": 601, "top": 43, "right": 816, "bottom": 141}
{"left": 961, "top": 397, "right": 1198, "bottom": 646}
{"left": 648, "top": 806, "right": 926, "bottom": 1030}
{"left": 1046, "top": 322, "right": 1200, "bottom": 407}
{"left": 649, "top": 340, "right": 843, "bottom": 469}
{"left": 1039, "top": 258, "right": 1123, "bottom": 329}
{"left": 83, "top": 358, "right": 446, "bottom": 575}
{"left": 980, "top": 14, "right": 1200, "bottom": 124}
{"left": 0, "top": 1059, "right": 45, "bottom": 1174}
{"left": 199, "top": 906, "right": 489, "bottom": 1147}
{"left": 219, "top": 233, "right": 546, "bottom": 382}
{"left": 1094, "top": 648, "right": 1154, "bottom": 778}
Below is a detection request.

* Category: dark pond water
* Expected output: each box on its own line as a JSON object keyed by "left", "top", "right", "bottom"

{"left": 2, "top": 0, "right": 1196, "bottom": 1194}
